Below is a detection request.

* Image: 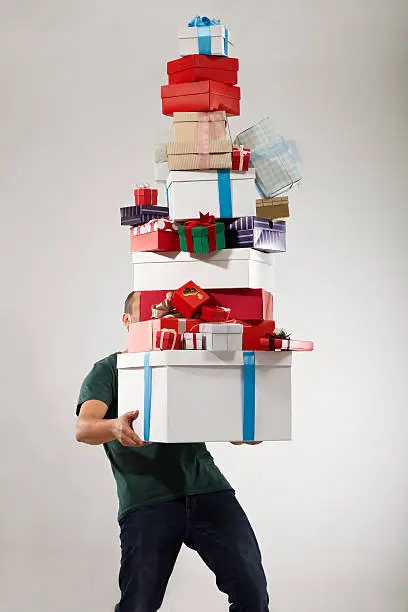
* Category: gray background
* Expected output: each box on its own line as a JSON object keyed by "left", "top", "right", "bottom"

{"left": 1, "top": 1, "right": 407, "bottom": 611}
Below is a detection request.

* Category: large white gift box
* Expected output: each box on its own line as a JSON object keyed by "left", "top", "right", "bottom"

{"left": 117, "top": 351, "right": 292, "bottom": 443}
{"left": 178, "top": 23, "right": 233, "bottom": 58}
{"left": 200, "top": 323, "right": 243, "bottom": 351}
{"left": 166, "top": 169, "right": 257, "bottom": 220}
{"left": 132, "top": 248, "right": 275, "bottom": 291}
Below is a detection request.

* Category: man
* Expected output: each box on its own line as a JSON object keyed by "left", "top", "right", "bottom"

{"left": 76, "top": 291, "right": 269, "bottom": 612}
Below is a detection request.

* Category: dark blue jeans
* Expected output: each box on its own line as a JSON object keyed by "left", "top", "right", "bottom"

{"left": 114, "top": 490, "right": 269, "bottom": 611}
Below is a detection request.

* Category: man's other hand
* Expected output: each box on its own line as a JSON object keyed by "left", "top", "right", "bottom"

{"left": 114, "top": 411, "right": 149, "bottom": 447}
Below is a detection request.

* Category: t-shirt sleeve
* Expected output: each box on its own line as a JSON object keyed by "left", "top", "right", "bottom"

{"left": 76, "top": 361, "right": 115, "bottom": 417}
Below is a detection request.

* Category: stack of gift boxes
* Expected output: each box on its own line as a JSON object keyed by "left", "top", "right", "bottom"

{"left": 118, "top": 16, "right": 313, "bottom": 444}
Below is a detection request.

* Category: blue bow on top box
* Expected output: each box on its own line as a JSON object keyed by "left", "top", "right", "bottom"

{"left": 235, "top": 118, "right": 302, "bottom": 198}
{"left": 178, "top": 16, "right": 233, "bottom": 58}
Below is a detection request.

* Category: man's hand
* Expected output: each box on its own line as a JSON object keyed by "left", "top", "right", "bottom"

{"left": 113, "top": 410, "right": 149, "bottom": 447}
{"left": 230, "top": 441, "right": 263, "bottom": 445}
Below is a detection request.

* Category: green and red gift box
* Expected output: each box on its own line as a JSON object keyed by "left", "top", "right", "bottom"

{"left": 178, "top": 212, "right": 226, "bottom": 254}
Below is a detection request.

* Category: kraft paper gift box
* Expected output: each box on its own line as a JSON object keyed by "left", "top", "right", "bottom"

{"left": 128, "top": 318, "right": 200, "bottom": 353}
{"left": 182, "top": 332, "right": 205, "bottom": 349}
{"left": 134, "top": 186, "right": 158, "bottom": 206}
{"left": 178, "top": 214, "right": 226, "bottom": 254}
{"left": 172, "top": 111, "right": 227, "bottom": 142}
{"left": 225, "top": 217, "right": 286, "bottom": 253}
{"left": 117, "top": 351, "right": 292, "bottom": 443}
{"left": 199, "top": 323, "right": 243, "bottom": 351}
{"left": 130, "top": 219, "right": 180, "bottom": 253}
{"left": 167, "top": 140, "right": 232, "bottom": 171}
{"left": 120, "top": 205, "right": 169, "bottom": 226}
{"left": 166, "top": 169, "right": 257, "bottom": 220}
{"left": 131, "top": 288, "right": 273, "bottom": 322}
{"left": 170, "top": 280, "right": 211, "bottom": 318}
{"left": 256, "top": 196, "right": 289, "bottom": 220}
{"left": 167, "top": 55, "right": 239, "bottom": 85}
{"left": 178, "top": 17, "right": 233, "bottom": 58}
{"left": 161, "top": 81, "right": 240, "bottom": 117}
{"left": 235, "top": 118, "right": 302, "bottom": 197}
{"left": 131, "top": 249, "right": 275, "bottom": 292}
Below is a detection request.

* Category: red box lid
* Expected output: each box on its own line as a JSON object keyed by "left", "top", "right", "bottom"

{"left": 167, "top": 55, "right": 239, "bottom": 75}
{"left": 161, "top": 80, "right": 241, "bottom": 100}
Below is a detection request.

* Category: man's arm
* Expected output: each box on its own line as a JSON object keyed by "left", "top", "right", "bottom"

{"left": 76, "top": 400, "right": 147, "bottom": 447}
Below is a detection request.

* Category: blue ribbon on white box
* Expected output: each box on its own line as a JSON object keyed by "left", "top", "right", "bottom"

{"left": 217, "top": 169, "right": 232, "bottom": 217}
{"left": 242, "top": 351, "right": 256, "bottom": 441}
{"left": 143, "top": 352, "right": 152, "bottom": 442}
{"left": 188, "top": 15, "right": 229, "bottom": 56}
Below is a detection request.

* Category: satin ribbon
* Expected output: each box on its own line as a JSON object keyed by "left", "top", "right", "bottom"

{"left": 242, "top": 351, "right": 256, "bottom": 441}
{"left": 217, "top": 170, "right": 232, "bottom": 217}
{"left": 143, "top": 352, "right": 152, "bottom": 442}
{"left": 183, "top": 212, "right": 217, "bottom": 252}
{"left": 187, "top": 16, "right": 228, "bottom": 56}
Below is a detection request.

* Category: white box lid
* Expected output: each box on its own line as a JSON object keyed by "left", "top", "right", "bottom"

{"left": 199, "top": 323, "right": 243, "bottom": 334}
{"left": 131, "top": 248, "right": 275, "bottom": 266}
{"left": 167, "top": 168, "right": 255, "bottom": 187}
{"left": 118, "top": 350, "right": 292, "bottom": 369}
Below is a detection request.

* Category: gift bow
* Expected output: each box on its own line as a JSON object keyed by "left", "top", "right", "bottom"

{"left": 184, "top": 212, "right": 216, "bottom": 229}
{"left": 188, "top": 16, "right": 220, "bottom": 27}
{"left": 135, "top": 183, "right": 151, "bottom": 190}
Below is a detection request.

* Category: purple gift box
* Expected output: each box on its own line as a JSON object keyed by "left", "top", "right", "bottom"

{"left": 224, "top": 216, "right": 286, "bottom": 253}
{"left": 120, "top": 205, "right": 169, "bottom": 226}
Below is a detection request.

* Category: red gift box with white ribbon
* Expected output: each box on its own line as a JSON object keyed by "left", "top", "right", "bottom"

{"left": 232, "top": 146, "right": 250, "bottom": 171}
{"left": 130, "top": 219, "right": 180, "bottom": 253}
{"left": 155, "top": 329, "right": 181, "bottom": 350}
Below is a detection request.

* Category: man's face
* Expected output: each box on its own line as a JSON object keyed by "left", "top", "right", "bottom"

{"left": 122, "top": 295, "right": 139, "bottom": 330}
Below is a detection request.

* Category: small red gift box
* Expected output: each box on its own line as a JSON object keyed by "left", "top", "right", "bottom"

{"left": 201, "top": 305, "right": 231, "bottom": 322}
{"left": 242, "top": 320, "right": 277, "bottom": 350}
{"left": 134, "top": 186, "right": 158, "bottom": 206}
{"left": 170, "top": 281, "right": 211, "bottom": 318}
{"left": 232, "top": 146, "right": 250, "bottom": 171}
{"left": 167, "top": 55, "right": 239, "bottom": 86}
{"left": 155, "top": 329, "right": 181, "bottom": 350}
{"left": 128, "top": 318, "right": 201, "bottom": 352}
{"left": 130, "top": 219, "right": 180, "bottom": 253}
{"left": 161, "top": 81, "right": 241, "bottom": 117}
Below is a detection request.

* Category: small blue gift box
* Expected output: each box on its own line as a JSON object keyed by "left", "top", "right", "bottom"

{"left": 225, "top": 216, "right": 286, "bottom": 253}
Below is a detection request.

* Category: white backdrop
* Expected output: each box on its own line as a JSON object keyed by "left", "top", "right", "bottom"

{"left": 0, "top": 1, "right": 407, "bottom": 611}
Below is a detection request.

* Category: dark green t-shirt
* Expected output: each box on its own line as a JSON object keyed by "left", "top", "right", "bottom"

{"left": 77, "top": 352, "right": 232, "bottom": 521}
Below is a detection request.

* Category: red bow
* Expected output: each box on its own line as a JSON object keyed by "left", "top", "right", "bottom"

{"left": 184, "top": 211, "right": 216, "bottom": 229}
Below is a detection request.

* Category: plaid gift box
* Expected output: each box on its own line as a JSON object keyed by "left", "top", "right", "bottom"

{"left": 120, "top": 206, "right": 169, "bottom": 226}
{"left": 225, "top": 217, "right": 286, "bottom": 253}
{"left": 235, "top": 118, "right": 301, "bottom": 197}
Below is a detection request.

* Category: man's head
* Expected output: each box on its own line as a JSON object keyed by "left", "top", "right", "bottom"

{"left": 122, "top": 291, "right": 138, "bottom": 330}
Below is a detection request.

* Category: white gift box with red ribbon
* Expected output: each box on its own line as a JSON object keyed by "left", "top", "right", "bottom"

{"left": 182, "top": 332, "right": 205, "bottom": 350}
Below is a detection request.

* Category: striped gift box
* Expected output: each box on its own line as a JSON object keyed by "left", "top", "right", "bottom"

{"left": 120, "top": 206, "right": 169, "bottom": 226}
{"left": 225, "top": 217, "right": 286, "bottom": 253}
{"left": 132, "top": 219, "right": 178, "bottom": 236}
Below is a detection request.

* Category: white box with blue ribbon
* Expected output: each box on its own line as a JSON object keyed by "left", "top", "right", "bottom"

{"left": 167, "top": 168, "right": 257, "bottom": 220}
{"left": 131, "top": 248, "right": 275, "bottom": 292}
{"left": 117, "top": 351, "right": 292, "bottom": 443}
{"left": 178, "top": 17, "right": 233, "bottom": 57}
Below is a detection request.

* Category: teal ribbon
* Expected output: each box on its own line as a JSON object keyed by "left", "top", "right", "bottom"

{"left": 217, "top": 169, "right": 232, "bottom": 217}
{"left": 188, "top": 16, "right": 228, "bottom": 56}
{"left": 143, "top": 352, "right": 152, "bottom": 442}
{"left": 242, "top": 351, "right": 256, "bottom": 441}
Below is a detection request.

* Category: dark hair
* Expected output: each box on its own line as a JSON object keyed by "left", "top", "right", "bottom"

{"left": 124, "top": 291, "right": 137, "bottom": 315}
